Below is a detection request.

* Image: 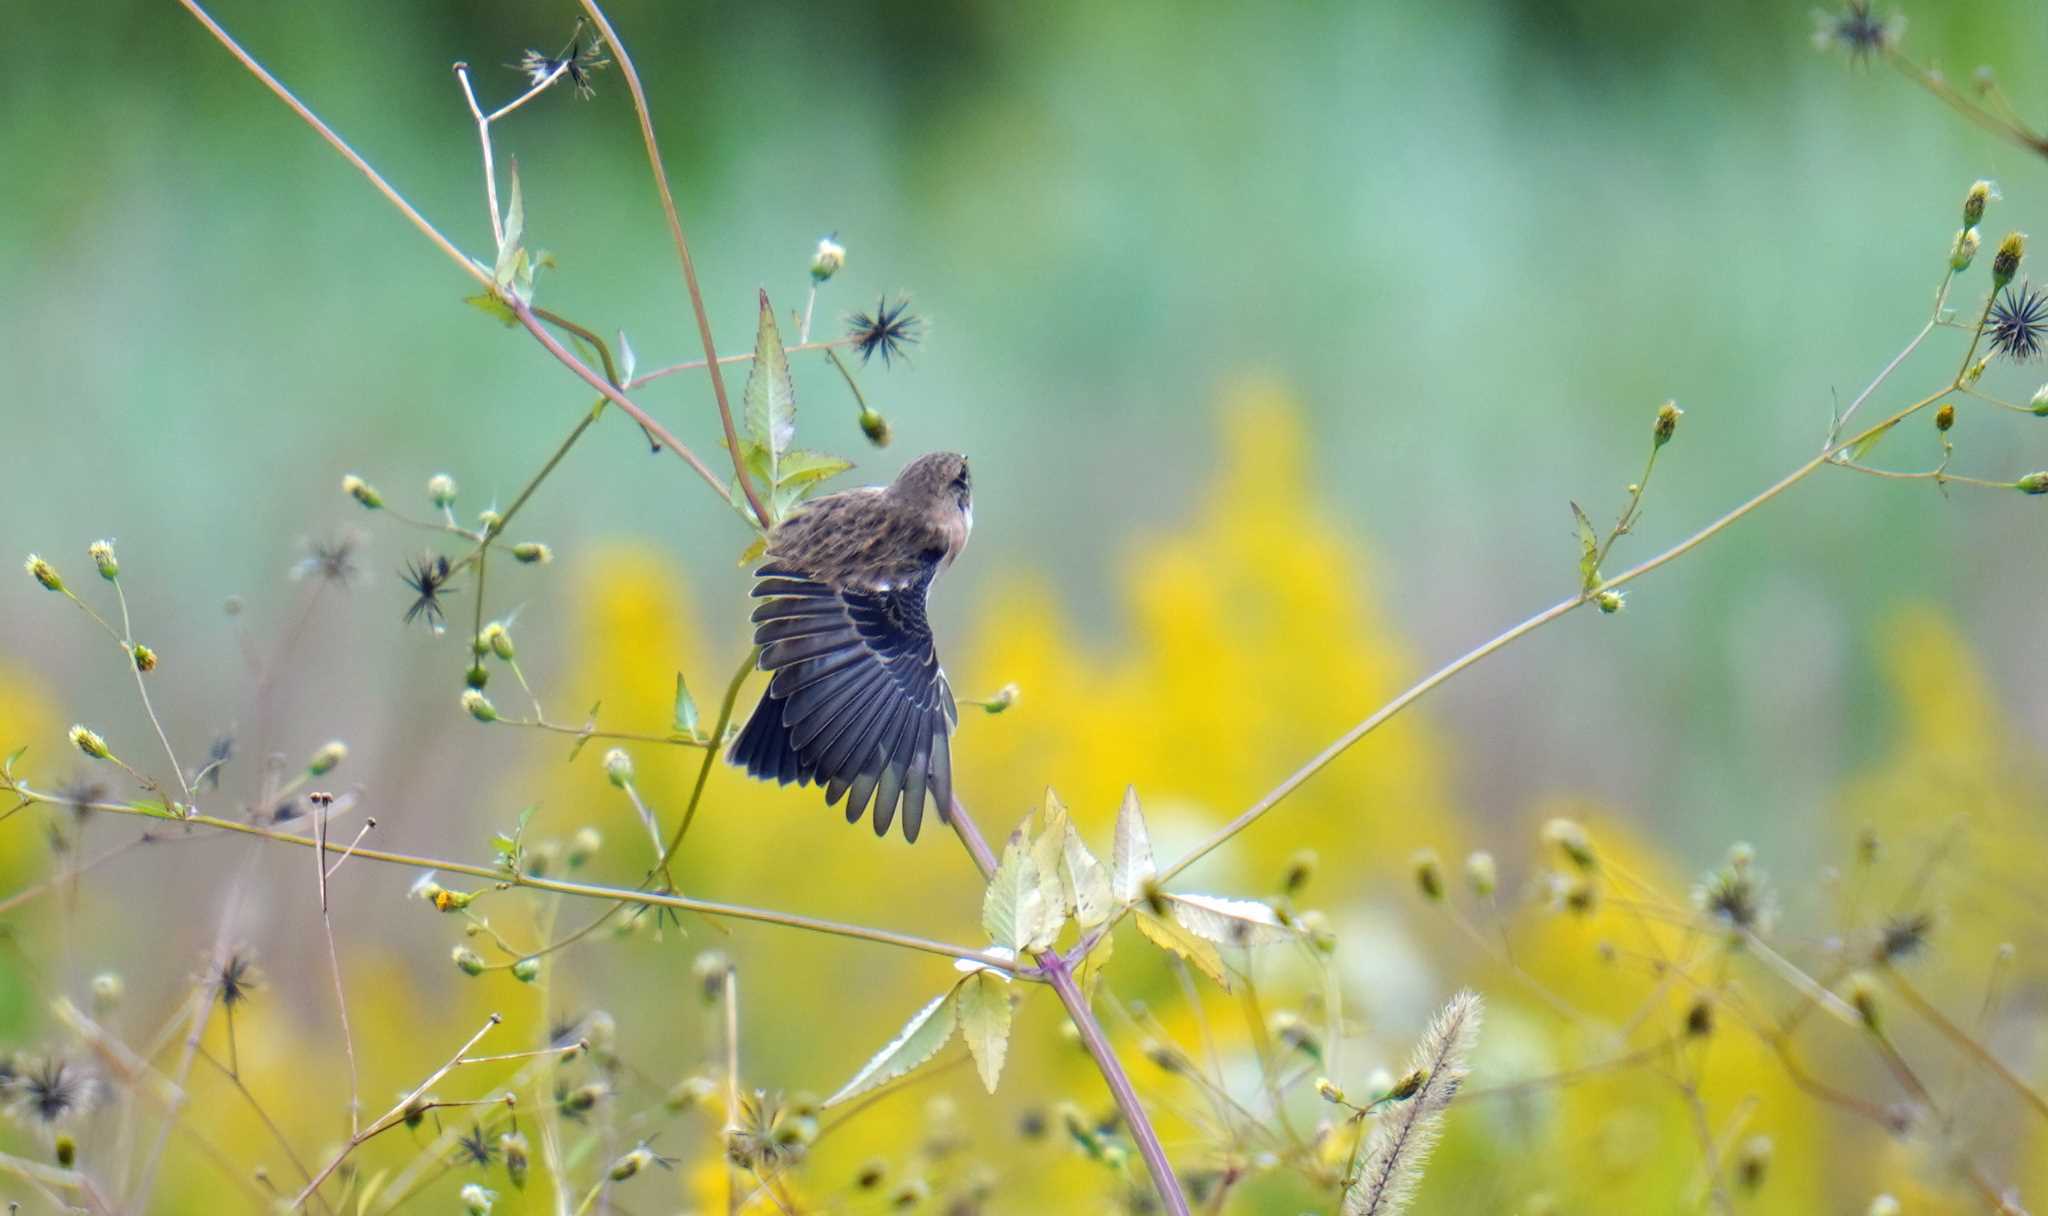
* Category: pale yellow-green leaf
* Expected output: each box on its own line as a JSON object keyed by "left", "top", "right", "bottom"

{"left": 956, "top": 971, "right": 1013, "bottom": 1093}
{"left": 1570, "top": 500, "right": 1600, "bottom": 592}
{"left": 824, "top": 989, "right": 958, "bottom": 1107}
{"left": 1167, "top": 892, "right": 1294, "bottom": 947}
{"left": 1063, "top": 825, "right": 1113, "bottom": 930}
{"left": 743, "top": 292, "right": 797, "bottom": 486}
{"left": 1111, "top": 785, "right": 1155, "bottom": 905}
{"left": 1849, "top": 419, "right": 1896, "bottom": 462}
{"left": 1136, "top": 909, "right": 1230, "bottom": 991}
{"left": 983, "top": 837, "right": 1049, "bottom": 953}
{"left": 1032, "top": 789, "right": 1073, "bottom": 923}
{"left": 494, "top": 163, "right": 525, "bottom": 290}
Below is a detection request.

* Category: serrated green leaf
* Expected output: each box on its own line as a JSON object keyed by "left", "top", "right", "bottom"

{"left": 957, "top": 971, "right": 1013, "bottom": 1093}
{"left": 1136, "top": 908, "right": 1231, "bottom": 990}
{"left": 465, "top": 291, "right": 518, "bottom": 327}
{"left": 1032, "top": 791, "right": 1072, "bottom": 923}
{"left": 495, "top": 163, "right": 526, "bottom": 290}
{"left": 1111, "top": 785, "right": 1155, "bottom": 905}
{"left": 983, "top": 836, "right": 1049, "bottom": 953}
{"left": 1849, "top": 420, "right": 1896, "bottom": 462}
{"left": 743, "top": 291, "right": 797, "bottom": 489}
{"left": 618, "top": 330, "right": 637, "bottom": 383}
{"left": 776, "top": 450, "right": 854, "bottom": 488}
{"left": 1064, "top": 826, "right": 1114, "bottom": 930}
{"left": 673, "top": 673, "right": 700, "bottom": 737}
{"left": 736, "top": 534, "right": 768, "bottom": 566}
{"left": 1570, "top": 501, "right": 1600, "bottom": 592}
{"left": 1166, "top": 893, "right": 1294, "bottom": 947}
{"left": 824, "top": 989, "right": 959, "bottom": 1107}
{"left": 131, "top": 799, "right": 176, "bottom": 819}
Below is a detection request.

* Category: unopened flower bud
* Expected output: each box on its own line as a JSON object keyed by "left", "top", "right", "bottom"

{"left": 1964, "top": 180, "right": 1994, "bottom": 228}
{"left": 810, "top": 235, "right": 846, "bottom": 283}
{"left": 1315, "top": 1077, "right": 1346, "bottom": 1105}
{"left": 460, "top": 1183, "right": 494, "bottom": 1216}
{"left": 465, "top": 663, "right": 490, "bottom": 690}
{"left": 342, "top": 474, "right": 382, "bottom": 510}
{"left": 1935, "top": 403, "right": 1955, "bottom": 432}
{"left": 1964, "top": 356, "right": 1989, "bottom": 385}
{"left": 568, "top": 827, "right": 601, "bottom": 868}
{"left": 477, "top": 508, "right": 503, "bottom": 534}
{"left": 2031, "top": 385, "right": 2048, "bottom": 416}
{"left": 2016, "top": 471, "right": 2048, "bottom": 495}
{"left": 980, "top": 682, "right": 1018, "bottom": 714}
{"left": 1388, "top": 1068, "right": 1428, "bottom": 1101}
{"left": 500, "top": 1132, "right": 530, "bottom": 1189}
{"left": 68, "top": 725, "right": 110, "bottom": 761}
{"left": 25, "top": 555, "right": 63, "bottom": 593}
{"left": 511, "top": 542, "right": 552, "bottom": 565}
{"left": 1992, "top": 231, "right": 2026, "bottom": 288}
{"left": 91, "top": 972, "right": 124, "bottom": 1014}
{"left": 693, "top": 950, "right": 732, "bottom": 1003}
{"left": 1685, "top": 997, "right": 1714, "bottom": 1037}
{"left": 428, "top": 474, "right": 458, "bottom": 509}
{"left": 1544, "top": 818, "right": 1597, "bottom": 870}
{"left": 1737, "top": 1135, "right": 1772, "bottom": 1191}
{"left": 461, "top": 689, "right": 498, "bottom": 722}
{"left": 451, "top": 945, "right": 487, "bottom": 976}
{"left": 308, "top": 741, "right": 348, "bottom": 776}
{"left": 131, "top": 643, "right": 157, "bottom": 673}
{"left": 560, "top": 1082, "right": 604, "bottom": 1116}
{"left": 54, "top": 1135, "right": 75, "bottom": 1168}
{"left": 1465, "top": 850, "right": 1498, "bottom": 898}
{"left": 1282, "top": 849, "right": 1317, "bottom": 895}
{"left": 1273, "top": 1011, "right": 1322, "bottom": 1060}
{"left": 855, "top": 1158, "right": 888, "bottom": 1190}
{"left": 510, "top": 956, "right": 541, "bottom": 983}
{"left": 603, "top": 748, "right": 633, "bottom": 788}
{"left": 859, "top": 406, "right": 891, "bottom": 447}
{"left": 1868, "top": 1196, "right": 1901, "bottom": 1216}
{"left": 1596, "top": 589, "right": 1626, "bottom": 614}
{"left": 432, "top": 886, "right": 476, "bottom": 912}
{"left": 1653, "top": 400, "right": 1682, "bottom": 447}
{"left": 1561, "top": 874, "right": 1598, "bottom": 914}
{"left": 609, "top": 1146, "right": 654, "bottom": 1181}
{"left": 1411, "top": 850, "right": 1444, "bottom": 901}
{"left": 88, "top": 540, "right": 117, "bottom": 581}
{"left": 1951, "top": 227, "right": 1981, "bottom": 272}
{"left": 1142, "top": 1039, "right": 1182, "bottom": 1073}
{"left": 481, "top": 621, "right": 514, "bottom": 660}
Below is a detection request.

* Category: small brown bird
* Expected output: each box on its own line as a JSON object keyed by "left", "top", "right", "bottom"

{"left": 729, "top": 452, "right": 972, "bottom": 842}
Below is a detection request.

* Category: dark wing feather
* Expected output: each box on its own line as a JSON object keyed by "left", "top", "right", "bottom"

{"left": 728, "top": 567, "right": 957, "bottom": 841}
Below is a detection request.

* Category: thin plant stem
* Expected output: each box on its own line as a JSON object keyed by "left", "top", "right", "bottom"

{"left": 1160, "top": 385, "right": 1950, "bottom": 884}
{"left": 2, "top": 784, "right": 1021, "bottom": 972}
{"left": 176, "top": 0, "right": 734, "bottom": 511}
{"left": 658, "top": 646, "right": 758, "bottom": 869}
{"left": 627, "top": 339, "right": 848, "bottom": 391}
{"left": 1884, "top": 968, "right": 2048, "bottom": 1121}
{"left": 315, "top": 803, "right": 362, "bottom": 1137}
{"left": 575, "top": 0, "right": 770, "bottom": 530}
{"left": 111, "top": 579, "right": 192, "bottom": 806}
{"left": 290, "top": 1017, "right": 504, "bottom": 1210}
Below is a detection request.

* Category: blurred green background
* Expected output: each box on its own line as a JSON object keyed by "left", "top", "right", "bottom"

{"left": 3, "top": 1, "right": 2047, "bottom": 1212}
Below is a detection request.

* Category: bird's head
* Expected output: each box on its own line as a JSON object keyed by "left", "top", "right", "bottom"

{"left": 890, "top": 451, "right": 973, "bottom": 553}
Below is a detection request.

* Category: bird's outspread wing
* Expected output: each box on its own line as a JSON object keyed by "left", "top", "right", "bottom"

{"left": 729, "top": 562, "right": 957, "bottom": 842}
